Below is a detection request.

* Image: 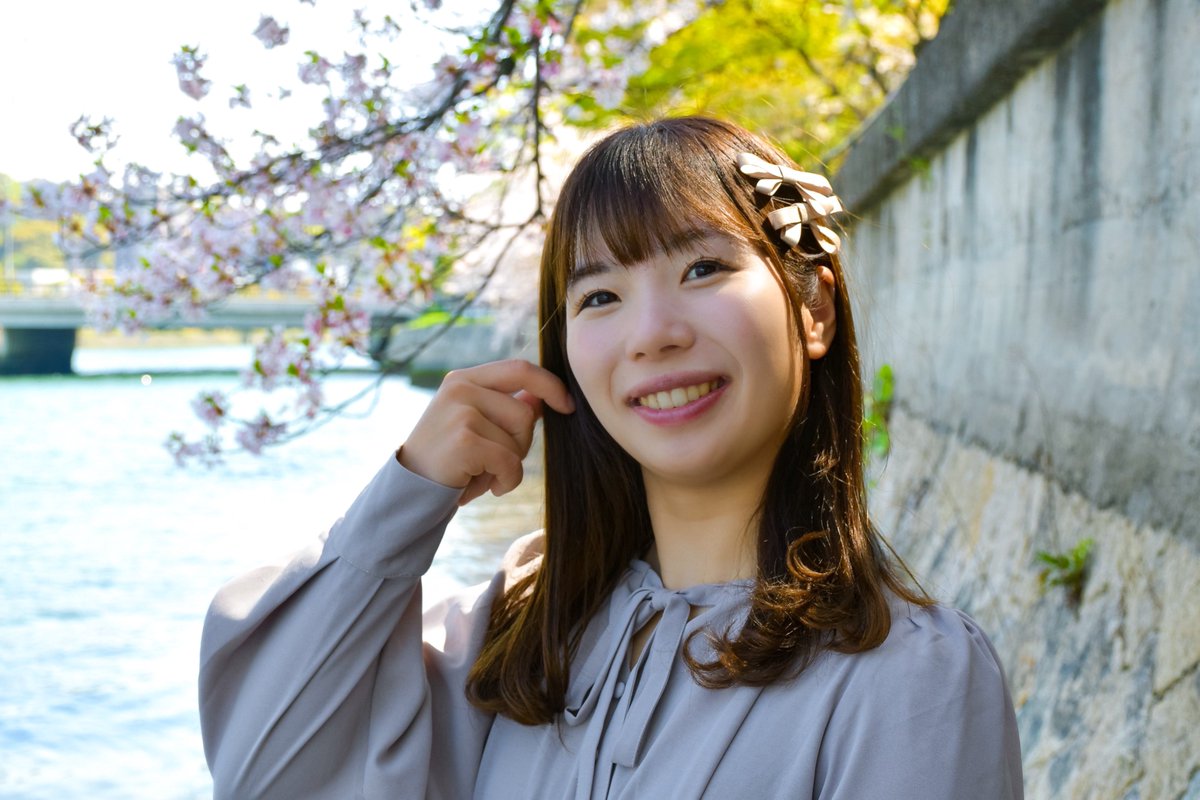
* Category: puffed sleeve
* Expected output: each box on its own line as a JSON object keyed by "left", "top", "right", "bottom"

{"left": 814, "top": 604, "right": 1024, "bottom": 800}
{"left": 199, "top": 455, "right": 513, "bottom": 800}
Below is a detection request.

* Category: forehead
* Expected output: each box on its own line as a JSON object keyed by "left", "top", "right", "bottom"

{"left": 568, "top": 228, "right": 755, "bottom": 290}
{"left": 575, "top": 225, "right": 712, "bottom": 269}
{"left": 561, "top": 154, "right": 761, "bottom": 270}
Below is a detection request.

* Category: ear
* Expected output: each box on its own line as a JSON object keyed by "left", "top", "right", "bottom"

{"left": 801, "top": 266, "right": 837, "bottom": 360}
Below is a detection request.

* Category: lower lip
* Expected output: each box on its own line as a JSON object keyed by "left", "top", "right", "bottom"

{"left": 630, "top": 382, "right": 728, "bottom": 426}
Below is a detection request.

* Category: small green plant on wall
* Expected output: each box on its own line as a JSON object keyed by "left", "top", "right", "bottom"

{"left": 863, "top": 363, "right": 894, "bottom": 465}
{"left": 1036, "top": 538, "right": 1094, "bottom": 606}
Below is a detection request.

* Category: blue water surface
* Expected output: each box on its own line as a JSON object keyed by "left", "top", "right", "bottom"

{"left": 0, "top": 345, "right": 540, "bottom": 799}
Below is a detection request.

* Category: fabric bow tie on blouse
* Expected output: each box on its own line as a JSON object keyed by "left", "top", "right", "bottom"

{"left": 736, "top": 152, "right": 845, "bottom": 255}
{"left": 562, "top": 561, "right": 752, "bottom": 800}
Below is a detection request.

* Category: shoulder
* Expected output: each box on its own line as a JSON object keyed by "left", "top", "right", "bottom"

{"left": 422, "top": 531, "right": 545, "bottom": 661}
{"left": 860, "top": 599, "right": 1007, "bottom": 691}
{"left": 499, "top": 530, "right": 544, "bottom": 594}
{"left": 424, "top": 530, "right": 543, "bottom": 623}
{"left": 811, "top": 599, "right": 1023, "bottom": 798}
{"left": 826, "top": 599, "right": 1012, "bottom": 725}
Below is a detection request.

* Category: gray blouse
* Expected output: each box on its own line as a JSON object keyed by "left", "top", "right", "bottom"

{"left": 200, "top": 456, "right": 1023, "bottom": 799}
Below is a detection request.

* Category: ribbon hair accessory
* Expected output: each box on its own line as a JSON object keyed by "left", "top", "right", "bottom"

{"left": 737, "top": 152, "right": 844, "bottom": 255}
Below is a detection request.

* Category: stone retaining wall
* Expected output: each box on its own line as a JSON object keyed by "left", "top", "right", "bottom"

{"left": 839, "top": 0, "right": 1200, "bottom": 794}
{"left": 873, "top": 410, "right": 1199, "bottom": 798}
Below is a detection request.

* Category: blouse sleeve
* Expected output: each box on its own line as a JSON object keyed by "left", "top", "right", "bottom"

{"left": 198, "top": 455, "right": 505, "bottom": 800}
{"left": 814, "top": 605, "right": 1024, "bottom": 800}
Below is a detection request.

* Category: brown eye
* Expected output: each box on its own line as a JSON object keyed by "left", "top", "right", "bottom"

{"left": 684, "top": 260, "right": 723, "bottom": 281}
{"left": 577, "top": 290, "right": 618, "bottom": 310}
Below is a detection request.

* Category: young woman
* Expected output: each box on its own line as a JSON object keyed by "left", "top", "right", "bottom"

{"left": 200, "top": 117, "right": 1023, "bottom": 799}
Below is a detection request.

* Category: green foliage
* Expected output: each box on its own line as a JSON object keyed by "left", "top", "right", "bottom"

{"left": 863, "top": 363, "right": 894, "bottom": 464}
{"left": 1, "top": 175, "right": 65, "bottom": 277}
{"left": 405, "top": 308, "right": 491, "bottom": 330}
{"left": 906, "top": 155, "right": 932, "bottom": 177}
{"left": 407, "top": 308, "right": 454, "bottom": 330}
{"left": 1036, "top": 538, "right": 1094, "bottom": 604}
{"left": 575, "top": 0, "right": 950, "bottom": 167}
{"left": 5, "top": 218, "right": 64, "bottom": 271}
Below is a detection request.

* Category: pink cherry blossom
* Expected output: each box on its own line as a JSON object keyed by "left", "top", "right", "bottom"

{"left": 69, "top": 115, "right": 119, "bottom": 154}
{"left": 235, "top": 413, "right": 287, "bottom": 455}
{"left": 298, "top": 51, "right": 333, "bottom": 85}
{"left": 253, "top": 15, "right": 290, "bottom": 49}
{"left": 229, "top": 85, "right": 252, "bottom": 110}
{"left": 165, "top": 431, "right": 223, "bottom": 467}
{"left": 172, "top": 45, "right": 212, "bottom": 100}
{"left": 191, "top": 391, "right": 231, "bottom": 428}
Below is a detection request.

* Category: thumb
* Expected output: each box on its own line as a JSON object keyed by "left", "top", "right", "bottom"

{"left": 458, "top": 473, "right": 492, "bottom": 506}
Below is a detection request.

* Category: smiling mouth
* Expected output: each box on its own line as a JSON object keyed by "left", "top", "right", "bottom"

{"left": 634, "top": 379, "right": 724, "bottom": 410}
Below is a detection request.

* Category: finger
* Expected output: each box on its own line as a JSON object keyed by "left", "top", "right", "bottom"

{"left": 446, "top": 381, "right": 541, "bottom": 446}
{"left": 401, "top": 367, "right": 546, "bottom": 489}
{"left": 451, "top": 359, "right": 575, "bottom": 416}
{"left": 457, "top": 437, "right": 525, "bottom": 504}
{"left": 513, "top": 390, "right": 544, "bottom": 418}
{"left": 459, "top": 474, "right": 492, "bottom": 506}
{"left": 467, "top": 412, "right": 529, "bottom": 464}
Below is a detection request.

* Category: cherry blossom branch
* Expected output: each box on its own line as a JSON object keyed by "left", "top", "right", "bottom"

{"left": 11, "top": 0, "right": 675, "bottom": 464}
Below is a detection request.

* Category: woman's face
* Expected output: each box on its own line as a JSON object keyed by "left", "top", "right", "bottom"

{"left": 564, "top": 228, "right": 806, "bottom": 491}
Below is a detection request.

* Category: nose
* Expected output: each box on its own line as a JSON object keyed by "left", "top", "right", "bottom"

{"left": 624, "top": 295, "right": 695, "bottom": 360}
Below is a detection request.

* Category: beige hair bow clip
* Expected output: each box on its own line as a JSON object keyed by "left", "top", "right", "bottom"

{"left": 737, "top": 152, "right": 844, "bottom": 255}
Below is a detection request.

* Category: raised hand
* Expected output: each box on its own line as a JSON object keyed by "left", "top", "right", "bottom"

{"left": 397, "top": 359, "right": 575, "bottom": 506}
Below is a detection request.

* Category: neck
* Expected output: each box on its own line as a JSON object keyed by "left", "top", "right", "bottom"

{"left": 641, "top": 466, "right": 768, "bottom": 590}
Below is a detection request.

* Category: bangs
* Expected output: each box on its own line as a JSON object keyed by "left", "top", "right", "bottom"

{"left": 563, "top": 123, "right": 762, "bottom": 275}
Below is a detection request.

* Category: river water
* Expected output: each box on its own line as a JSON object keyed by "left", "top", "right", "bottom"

{"left": 0, "top": 345, "right": 543, "bottom": 799}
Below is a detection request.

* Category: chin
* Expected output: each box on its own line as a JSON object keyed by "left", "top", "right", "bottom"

{"left": 635, "top": 455, "right": 745, "bottom": 490}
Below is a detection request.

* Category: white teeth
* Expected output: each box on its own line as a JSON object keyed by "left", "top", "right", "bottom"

{"left": 637, "top": 381, "right": 717, "bottom": 410}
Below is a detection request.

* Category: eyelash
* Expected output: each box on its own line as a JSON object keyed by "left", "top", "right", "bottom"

{"left": 685, "top": 259, "right": 724, "bottom": 280}
{"left": 573, "top": 259, "right": 728, "bottom": 313}
{"left": 575, "top": 290, "right": 617, "bottom": 311}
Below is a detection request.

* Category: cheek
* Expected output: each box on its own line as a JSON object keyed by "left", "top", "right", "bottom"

{"left": 565, "top": 325, "right": 610, "bottom": 406}
{"left": 738, "top": 286, "right": 803, "bottom": 397}
{"left": 729, "top": 280, "right": 793, "bottom": 347}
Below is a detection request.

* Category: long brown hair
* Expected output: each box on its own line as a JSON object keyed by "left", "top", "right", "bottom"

{"left": 466, "top": 117, "right": 929, "bottom": 724}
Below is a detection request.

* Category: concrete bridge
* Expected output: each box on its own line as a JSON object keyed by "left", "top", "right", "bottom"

{"left": 0, "top": 285, "right": 413, "bottom": 374}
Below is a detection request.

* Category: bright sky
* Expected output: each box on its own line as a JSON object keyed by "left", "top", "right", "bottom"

{"left": 0, "top": 1, "right": 457, "bottom": 183}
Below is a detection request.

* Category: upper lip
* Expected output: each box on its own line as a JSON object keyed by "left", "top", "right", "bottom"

{"left": 626, "top": 371, "right": 727, "bottom": 404}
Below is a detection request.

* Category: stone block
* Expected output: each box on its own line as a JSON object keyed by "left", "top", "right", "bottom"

{"left": 1142, "top": 669, "right": 1200, "bottom": 799}
{"left": 1153, "top": 537, "right": 1200, "bottom": 695}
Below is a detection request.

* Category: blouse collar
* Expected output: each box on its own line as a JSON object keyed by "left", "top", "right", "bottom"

{"left": 563, "top": 559, "right": 754, "bottom": 777}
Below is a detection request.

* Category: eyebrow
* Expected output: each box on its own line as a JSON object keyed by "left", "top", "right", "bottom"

{"left": 566, "top": 228, "right": 718, "bottom": 291}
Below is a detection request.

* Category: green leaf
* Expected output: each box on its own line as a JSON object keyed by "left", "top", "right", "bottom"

{"left": 1036, "top": 552, "right": 1069, "bottom": 569}
{"left": 874, "top": 363, "right": 894, "bottom": 402}
{"left": 407, "top": 309, "right": 452, "bottom": 330}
